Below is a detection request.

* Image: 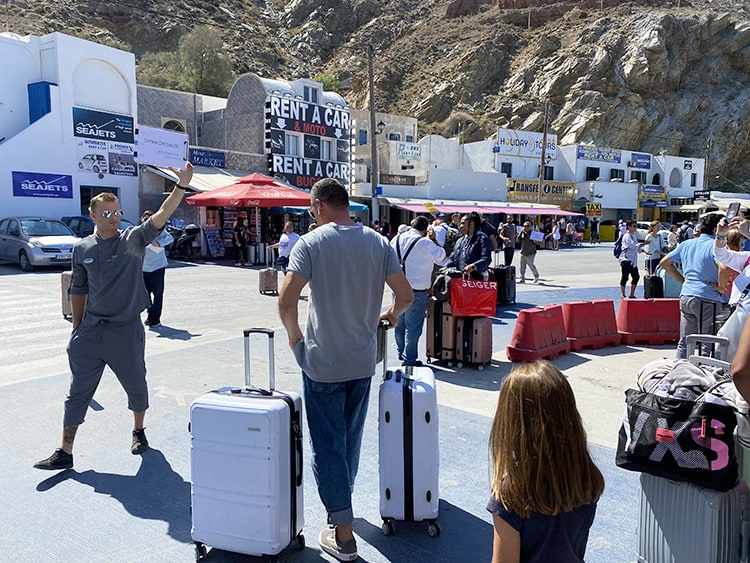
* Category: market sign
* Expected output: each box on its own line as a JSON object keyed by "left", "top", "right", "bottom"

{"left": 585, "top": 203, "right": 602, "bottom": 217}
{"left": 73, "top": 107, "right": 134, "bottom": 144}
{"left": 507, "top": 179, "right": 575, "bottom": 208}
{"left": 189, "top": 148, "right": 226, "bottom": 168}
{"left": 265, "top": 93, "right": 351, "bottom": 190}
{"left": 12, "top": 171, "right": 73, "bottom": 199}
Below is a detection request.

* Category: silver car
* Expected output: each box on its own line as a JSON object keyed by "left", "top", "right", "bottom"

{"left": 0, "top": 217, "right": 78, "bottom": 271}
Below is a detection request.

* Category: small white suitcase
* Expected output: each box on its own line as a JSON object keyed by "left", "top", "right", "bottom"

{"left": 190, "top": 328, "right": 304, "bottom": 560}
{"left": 637, "top": 473, "right": 750, "bottom": 563}
{"left": 378, "top": 331, "right": 440, "bottom": 537}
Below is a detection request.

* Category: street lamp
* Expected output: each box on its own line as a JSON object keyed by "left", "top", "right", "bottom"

{"left": 715, "top": 173, "right": 750, "bottom": 193}
{"left": 367, "top": 44, "right": 380, "bottom": 224}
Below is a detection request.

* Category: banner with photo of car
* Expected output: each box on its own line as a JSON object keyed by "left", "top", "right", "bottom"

{"left": 107, "top": 142, "right": 137, "bottom": 176}
{"left": 76, "top": 139, "right": 137, "bottom": 177}
{"left": 12, "top": 171, "right": 73, "bottom": 199}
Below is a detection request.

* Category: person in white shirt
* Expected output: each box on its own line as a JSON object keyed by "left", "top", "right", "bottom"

{"left": 270, "top": 221, "right": 301, "bottom": 272}
{"left": 140, "top": 210, "right": 174, "bottom": 327}
{"left": 430, "top": 213, "right": 448, "bottom": 247}
{"left": 390, "top": 216, "right": 446, "bottom": 366}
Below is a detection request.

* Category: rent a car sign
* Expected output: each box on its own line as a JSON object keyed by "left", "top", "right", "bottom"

{"left": 265, "top": 93, "right": 351, "bottom": 190}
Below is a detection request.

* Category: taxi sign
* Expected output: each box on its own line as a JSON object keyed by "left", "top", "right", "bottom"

{"left": 585, "top": 203, "right": 602, "bottom": 217}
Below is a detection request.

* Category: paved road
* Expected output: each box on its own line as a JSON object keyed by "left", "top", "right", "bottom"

{"left": 0, "top": 243, "right": 670, "bottom": 562}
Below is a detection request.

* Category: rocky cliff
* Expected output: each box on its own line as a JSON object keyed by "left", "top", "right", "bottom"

{"left": 7, "top": 0, "right": 750, "bottom": 188}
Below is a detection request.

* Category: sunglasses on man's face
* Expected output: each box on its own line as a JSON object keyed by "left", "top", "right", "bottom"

{"left": 101, "top": 210, "right": 123, "bottom": 218}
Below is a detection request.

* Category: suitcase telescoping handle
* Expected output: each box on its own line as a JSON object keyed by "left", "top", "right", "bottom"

{"left": 243, "top": 328, "right": 275, "bottom": 392}
{"left": 379, "top": 320, "right": 392, "bottom": 380}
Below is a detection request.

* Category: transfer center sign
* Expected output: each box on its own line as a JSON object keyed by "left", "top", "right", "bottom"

{"left": 507, "top": 179, "right": 575, "bottom": 208}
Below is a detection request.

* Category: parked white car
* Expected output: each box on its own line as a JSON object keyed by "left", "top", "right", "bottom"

{"left": 0, "top": 217, "right": 77, "bottom": 271}
{"left": 636, "top": 221, "right": 671, "bottom": 248}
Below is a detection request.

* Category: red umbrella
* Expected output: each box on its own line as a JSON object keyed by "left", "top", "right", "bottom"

{"left": 185, "top": 173, "right": 312, "bottom": 207}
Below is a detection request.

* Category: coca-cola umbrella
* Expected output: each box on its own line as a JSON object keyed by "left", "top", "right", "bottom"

{"left": 185, "top": 173, "right": 312, "bottom": 208}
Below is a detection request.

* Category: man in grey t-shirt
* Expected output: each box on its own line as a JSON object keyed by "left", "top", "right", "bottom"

{"left": 279, "top": 178, "right": 413, "bottom": 562}
{"left": 34, "top": 163, "right": 194, "bottom": 471}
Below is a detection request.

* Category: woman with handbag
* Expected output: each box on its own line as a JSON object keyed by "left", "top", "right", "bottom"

{"left": 714, "top": 217, "right": 750, "bottom": 361}
{"left": 487, "top": 360, "right": 604, "bottom": 563}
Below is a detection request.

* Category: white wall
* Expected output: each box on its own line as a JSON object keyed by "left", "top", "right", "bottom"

{"left": 0, "top": 32, "right": 139, "bottom": 220}
{"left": 428, "top": 169, "right": 507, "bottom": 201}
{"left": 0, "top": 33, "right": 40, "bottom": 145}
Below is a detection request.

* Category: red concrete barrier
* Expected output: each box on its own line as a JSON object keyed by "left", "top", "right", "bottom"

{"left": 616, "top": 298, "right": 680, "bottom": 345}
{"left": 562, "top": 300, "right": 621, "bottom": 351}
{"left": 507, "top": 304, "right": 571, "bottom": 362}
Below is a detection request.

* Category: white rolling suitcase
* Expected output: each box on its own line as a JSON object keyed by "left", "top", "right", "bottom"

{"left": 190, "top": 328, "right": 304, "bottom": 560}
{"left": 637, "top": 473, "right": 749, "bottom": 563}
{"left": 378, "top": 331, "right": 441, "bottom": 537}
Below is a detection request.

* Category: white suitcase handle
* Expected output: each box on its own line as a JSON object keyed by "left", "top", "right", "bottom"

{"left": 243, "top": 328, "right": 275, "bottom": 392}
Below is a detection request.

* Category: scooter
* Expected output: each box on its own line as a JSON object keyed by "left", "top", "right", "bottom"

{"left": 165, "top": 220, "right": 201, "bottom": 259}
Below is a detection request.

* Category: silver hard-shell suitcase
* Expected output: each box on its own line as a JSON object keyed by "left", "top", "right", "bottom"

{"left": 637, "top": 473, "right": 749, "bottom": 563}
{"left": 190, "top": 328, "right": 304, "bottom": 560}
{"left": 378, "top": 327, "right": 441, "bottom": 537}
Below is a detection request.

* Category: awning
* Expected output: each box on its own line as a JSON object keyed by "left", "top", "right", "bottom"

{"left": 270, "top": 202, "right": 368, "bottom": 215}
{"left": 663, "top": 203, "right": 710, "bottom": 212}
{"left": 185, "top": 173, "right": 311, "bottom": 207}
{"left": 145, "top": 165, "right": 249, "bottom": 192}
{"left": 382, "top": 197, "right": 581, "bottom": 216}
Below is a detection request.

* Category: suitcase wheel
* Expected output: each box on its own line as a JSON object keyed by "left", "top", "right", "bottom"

{"left": 456, "top": 361, "right": 464, "bottom": 369}
{"left": 381, "top": 519, "right": 396, "bottom": 536}
{"left": 194, "top": 542, "right": 208, "bottom": 561}
{"left": 427, "top": 521, "right": 441, "bottom": 538}
{"left": 293, "top": 533, "right": 305, "bottom": 550}
{"left": 477, "top": 364, "right": 485, "bottom": 372}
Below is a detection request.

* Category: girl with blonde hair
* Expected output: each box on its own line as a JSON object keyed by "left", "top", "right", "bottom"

{"left": 487, "top": 360, "right": 605, "bottom": 562}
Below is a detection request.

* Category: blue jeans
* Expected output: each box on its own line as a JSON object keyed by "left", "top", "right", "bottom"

{"left": 302, "top": 372, "right": 371, "bottom": 526}
{"left": 394, "top": 289, "right": 428, "bottom": 365}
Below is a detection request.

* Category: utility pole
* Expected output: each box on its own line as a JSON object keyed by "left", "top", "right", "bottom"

{"left": 537, "top": 98, "right": 550, "bottom": 205}
{"left": 705, "top": 138, "right": 713, "bottom": 191}
{"left": 367, "top": 44, "right": 380, "bottom": 225}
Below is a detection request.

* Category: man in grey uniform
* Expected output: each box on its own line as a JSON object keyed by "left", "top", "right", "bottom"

{"left": 34, "top": 163, "right": 194, "bottom": 471}
{"left": 279, "top": 178, "right": 413, "bottom": 562}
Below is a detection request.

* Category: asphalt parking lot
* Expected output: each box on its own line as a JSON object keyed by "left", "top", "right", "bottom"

{"left": 0, "top": 244, "right": 671, "bottom": 562}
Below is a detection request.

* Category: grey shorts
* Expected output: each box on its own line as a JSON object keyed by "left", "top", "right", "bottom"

{"left": 63, "top": 320, "right": 148, "bottom": 426}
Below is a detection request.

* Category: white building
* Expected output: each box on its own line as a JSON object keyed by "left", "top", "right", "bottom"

{"left": 0, "top": 32, "right": 140, "bottom": 220}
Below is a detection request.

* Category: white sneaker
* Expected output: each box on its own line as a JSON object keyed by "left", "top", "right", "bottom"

{"left": 319, "top": 527, "right": 357, "bottom": 561}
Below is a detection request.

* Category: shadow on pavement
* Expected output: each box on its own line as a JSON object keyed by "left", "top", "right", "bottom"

{"left": 35, "top": 448, "right": 191, "bottom": 544}
{"left": 151, "top": 325, "right": 202, "bottom": 340}
{"left": 354, "top": 500, "right": 492, "bottom": 562}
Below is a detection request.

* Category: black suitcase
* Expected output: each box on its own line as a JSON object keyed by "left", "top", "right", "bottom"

{"left": 644, "top": 274, "right": 664, "bottom": 299}
{"left": 491, "top": 255, "right": 516, "bottom": 305}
